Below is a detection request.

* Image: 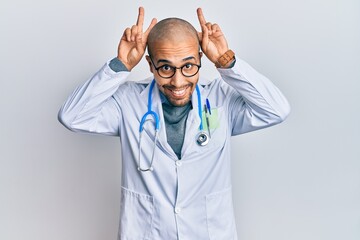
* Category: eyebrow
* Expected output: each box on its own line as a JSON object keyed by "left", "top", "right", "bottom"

{"left": 157, "top": 56, "right": 196, "bottom": 65}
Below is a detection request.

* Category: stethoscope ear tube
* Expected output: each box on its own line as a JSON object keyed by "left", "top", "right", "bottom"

{"left": 195, "top": 85, "right": 209, "bottom": 146}
{"left": 138, "top": 130, "right": 158, "bottom": 172}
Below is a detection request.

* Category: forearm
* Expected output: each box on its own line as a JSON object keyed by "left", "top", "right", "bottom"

{"left": 58, "top": 60, "right": 130, "bottom": 135}
{"left": 219, "top": 57, "right": 290, "bottom": 133}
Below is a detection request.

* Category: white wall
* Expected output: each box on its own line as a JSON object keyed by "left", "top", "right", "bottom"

{"left": 1, "top": 0, "right": 359, "bottom": 239}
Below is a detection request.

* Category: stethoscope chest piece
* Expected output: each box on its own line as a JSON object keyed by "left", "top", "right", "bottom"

{"left": 196, "top": 132, "right": 209, "bottom": 146}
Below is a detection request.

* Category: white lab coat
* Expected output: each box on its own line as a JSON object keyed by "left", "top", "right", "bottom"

{"left": 58, "top": 57, "right": 290, "bottom": 240}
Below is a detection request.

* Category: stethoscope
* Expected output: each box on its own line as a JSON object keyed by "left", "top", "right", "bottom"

{"left": 138, "top": 79, "right": 209, "bottom": 172}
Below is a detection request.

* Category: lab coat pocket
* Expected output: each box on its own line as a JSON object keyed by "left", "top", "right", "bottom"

{"left": 206, "top": 187, "right": 237, "bottom": 240}
{"left": 202, "top": 107, "right": 228, "bottom": 153}
{"left": 119, "top": 187, "right": 154, "bottom": 239}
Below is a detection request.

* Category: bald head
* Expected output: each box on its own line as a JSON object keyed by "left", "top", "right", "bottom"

{"left": 147, "top": 18, "right": 199, "bottom": 56}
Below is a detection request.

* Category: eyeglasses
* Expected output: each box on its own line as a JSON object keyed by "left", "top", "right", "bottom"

{"left": 149, "top": 56, "right": 201, "bottom": 78}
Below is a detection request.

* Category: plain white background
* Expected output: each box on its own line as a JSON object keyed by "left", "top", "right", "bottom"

{"left": 1, "top": 0, "right": 359, "bottom": 239}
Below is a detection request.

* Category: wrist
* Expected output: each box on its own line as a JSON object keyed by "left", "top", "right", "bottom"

{"left": 215, "top": 49, "right": 235, "bottom": 68}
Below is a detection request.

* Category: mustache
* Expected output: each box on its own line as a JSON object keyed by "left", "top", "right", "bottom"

{"left": 162, "top": 83, "right": 193, "bottom": 90}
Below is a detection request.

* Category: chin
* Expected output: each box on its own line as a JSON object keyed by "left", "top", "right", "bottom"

{"left": 168, "top": 97, "right": 191, "bottom": 107}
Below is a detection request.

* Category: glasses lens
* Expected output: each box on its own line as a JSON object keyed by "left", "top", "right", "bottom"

{"left": 158, "top": 66, "right": 175, "bottom": 78}
{"left": 181, "top": 64, "right": 199, "bottom": 77}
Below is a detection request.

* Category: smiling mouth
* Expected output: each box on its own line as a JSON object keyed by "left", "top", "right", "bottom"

{"left": 164, "top": 85, "right": 191, "bottom": 98}
{"left": 171, "top": 88, "right": 187, "bottom": 96}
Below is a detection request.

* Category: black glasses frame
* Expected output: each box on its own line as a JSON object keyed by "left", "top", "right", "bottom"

{"left": 149, "top": 55, "right": 201, "bottom": 79}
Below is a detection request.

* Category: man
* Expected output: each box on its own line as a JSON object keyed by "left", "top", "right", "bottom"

{"left": 59, "top": 7, "right": 290, "bottom": 240}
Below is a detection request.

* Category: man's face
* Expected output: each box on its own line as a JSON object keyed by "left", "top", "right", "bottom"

{"left": 146, "top": 37, "right": 201, "bottom": 107}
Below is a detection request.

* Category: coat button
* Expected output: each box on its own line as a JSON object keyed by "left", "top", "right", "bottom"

{"left": 175, "top": 207, "right": 181, "bottom": 214}
{"left": 175, "top": 160, "right": 182, "bottom": 167}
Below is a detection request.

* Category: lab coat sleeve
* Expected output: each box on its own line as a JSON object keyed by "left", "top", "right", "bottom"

{"left": 58, "top": 60, "right": 131, "bottom": 136}
{"left": 217, "top": 57, "right": 291, "bottom": 135}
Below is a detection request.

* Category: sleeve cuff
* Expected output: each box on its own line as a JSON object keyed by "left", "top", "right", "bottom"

{"left": 109, "top": 57, "right": 129, "bottom": 72}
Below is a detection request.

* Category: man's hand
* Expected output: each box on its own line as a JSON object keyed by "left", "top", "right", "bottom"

{"left": 197, "top": 8, "right": 229, "bottom": 65}
{"left": 117, "top": 7, "right": 157, "bottom": 71}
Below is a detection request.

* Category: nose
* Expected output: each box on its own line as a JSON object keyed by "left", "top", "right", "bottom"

{"left": 170, "top": 68, "right": 185, "bottom": 87}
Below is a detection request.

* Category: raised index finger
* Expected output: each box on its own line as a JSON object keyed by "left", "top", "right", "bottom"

{"left": 197, "top": 8, "right": 206, "bottom": 25}
{"left": 136, "top": 6, "right": 145, "bottom": 29}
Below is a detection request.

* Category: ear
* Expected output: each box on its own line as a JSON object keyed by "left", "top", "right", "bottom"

{"left": 199, "top": 52, "right": 203, "bottom": 59}
{"left": 145, "top": 55, "right": 154, "bottom": 73}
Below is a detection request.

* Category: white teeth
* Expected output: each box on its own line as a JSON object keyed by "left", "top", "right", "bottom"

{"left": 171, "top": 89, "right": 186, "bottom": 96}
